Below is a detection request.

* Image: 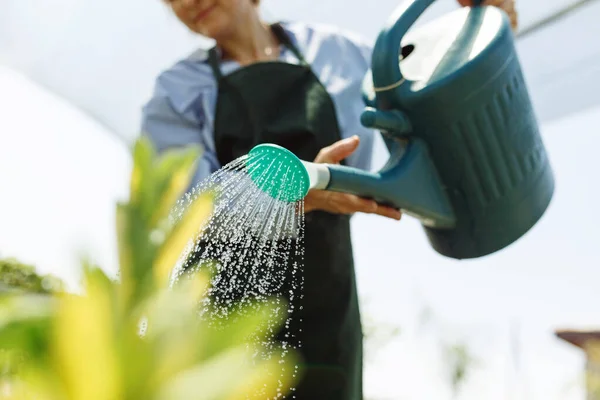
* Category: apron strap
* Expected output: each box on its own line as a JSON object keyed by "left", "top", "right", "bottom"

{"left": 207, "top": 22, "right": 309, "bottom": 80}
{"left": 207, "top": 47, "right": 223, "bottom": 80}
{"left": 270, "top": 23, "right": 308, "bottom": 66}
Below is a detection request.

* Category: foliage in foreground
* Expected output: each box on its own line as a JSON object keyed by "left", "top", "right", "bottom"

{"left": 0, "top": 258, "right": 63, "bottom": 294}
{"left": 0, "top": 137, "right": 298, "bottom": 400}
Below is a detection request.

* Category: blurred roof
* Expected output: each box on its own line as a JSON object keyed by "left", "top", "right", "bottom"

{"left": 556, "top": 329, "right": 600, "bottom": 349}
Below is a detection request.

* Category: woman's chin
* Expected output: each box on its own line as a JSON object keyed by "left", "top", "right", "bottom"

{"left": 195, "top": 19, "right": 232, "bottom": 41}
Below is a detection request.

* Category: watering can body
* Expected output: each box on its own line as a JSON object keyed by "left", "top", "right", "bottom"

{"left": 246, "top": 0, "right": 554, "bottom": 259}
{"left": 330, "top": 0, "right": 554, "bottom": 259}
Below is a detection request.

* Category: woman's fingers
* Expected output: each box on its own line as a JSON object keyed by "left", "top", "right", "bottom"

{"left": 457, "top": 0, "right": 518, "bottom": 31}
{"left": 304, "top": 189, "right": 402, "bottom": 220}
{"left": 331, "top": 193, "right": 403, "bottom": 220}
{"left": 336, "top": 193, "right": 378, "bottom": 214}
{"left": 373, "top": 205, "right": 403, "bottom": 220}
{"left": 314, "top": 136, "right": 360, "bottom": 164}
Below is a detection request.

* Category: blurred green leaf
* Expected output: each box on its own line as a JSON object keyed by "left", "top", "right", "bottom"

{"left": 0, "top": 295, "right": 54, "bottom": 363}
{"left": 154, "top": 192, "right": 213, "bottom": 288}
{"left": 130, "top": 137, "right": 156, "bottom": 212}
{"left": 52, "top": 274, "right": 121, "bottom": 400}
{"left": 151, "top": 147, "right": 200, "bottom": 227}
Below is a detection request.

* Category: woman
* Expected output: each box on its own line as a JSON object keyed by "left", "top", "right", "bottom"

{"left": 141, "top": 0, "right": 517, "bottom": 398}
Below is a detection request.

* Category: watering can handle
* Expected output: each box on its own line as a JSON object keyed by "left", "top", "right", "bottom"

{"left": 371, "top": 0, "right": 484, "bottom": 93}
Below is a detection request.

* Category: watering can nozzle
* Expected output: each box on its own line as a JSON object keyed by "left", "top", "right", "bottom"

{"left": 245, "top": 144, "right": 330, "bottom": 203}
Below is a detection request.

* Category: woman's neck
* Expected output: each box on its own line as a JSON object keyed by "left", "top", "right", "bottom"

{"left": 217, "top": 16, "right": 279, "bottom": 65}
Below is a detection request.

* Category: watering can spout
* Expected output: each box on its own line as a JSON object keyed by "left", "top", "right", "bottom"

{"left": 246, "top": 134, "right": 457, "bottom": 229}
{"left": 320, "top": 139, "right": 457, "bottom": 228}
{"left": 309, "top": 106, "right": 455, "bottom": 228}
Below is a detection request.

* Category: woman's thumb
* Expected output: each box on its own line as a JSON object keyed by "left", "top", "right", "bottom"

{"left": 314, "top": 136, "right": 360, "bottom": 164}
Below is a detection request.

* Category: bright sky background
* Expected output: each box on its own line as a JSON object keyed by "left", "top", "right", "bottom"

{"left": 1, "top": 0, "right": 600, "bottom": 399}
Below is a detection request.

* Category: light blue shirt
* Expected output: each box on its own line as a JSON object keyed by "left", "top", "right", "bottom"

{"left": 141, "top": 21, "right": 376, "bottom": 190}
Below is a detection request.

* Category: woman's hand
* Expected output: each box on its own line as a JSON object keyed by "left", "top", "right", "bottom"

{"left": 303, "top": 136, "right": 402, "bottom": 221}
{"left": 458, "top": 0, "right": 518, "bottom": 32}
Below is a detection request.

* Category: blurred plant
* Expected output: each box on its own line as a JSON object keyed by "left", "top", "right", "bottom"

{"left": 0, "top": 258, "right": 63, "bottom": 294}
{"left": 442, "top": 341, "right": 475, "bottom": 398}
{"left": 416, "top": 303, "right": 478, "bottom": 399}
{"left": 362, "top": 314, "right": 401, "bottom": 363}
{"left": 0, "top": 255, "right": 64, "bottom": 383}
{"left": 361, "top": 298, "right": 401, "bottom": 363}
{"left": 0, "top": 137, "right": 298, "bottom": 400}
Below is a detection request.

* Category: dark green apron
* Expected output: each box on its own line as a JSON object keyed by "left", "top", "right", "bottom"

{"left": 198, "top": 23, "right": 363, "bottom": 399}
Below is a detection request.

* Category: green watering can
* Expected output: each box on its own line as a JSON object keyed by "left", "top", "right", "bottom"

{"left": 247, "top": 0, "right": 555, "bottom": 259}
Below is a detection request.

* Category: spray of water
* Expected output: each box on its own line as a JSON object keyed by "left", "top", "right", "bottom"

{"left": 170, "top": 152, "right": 307, "bottom": 399}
